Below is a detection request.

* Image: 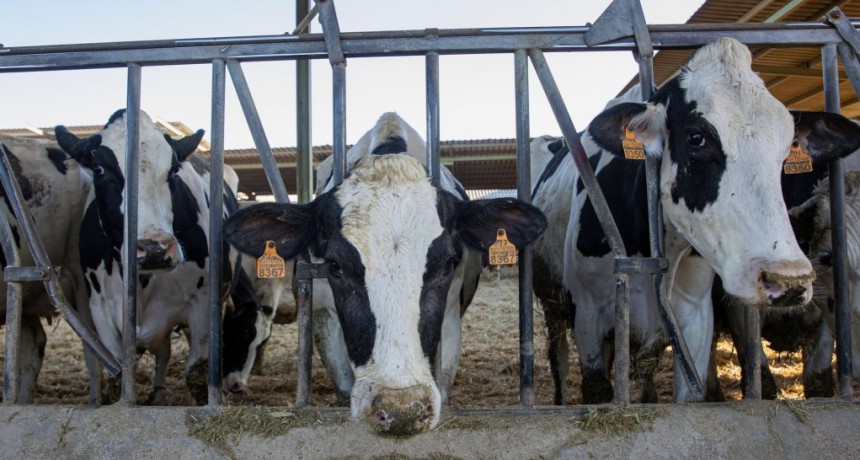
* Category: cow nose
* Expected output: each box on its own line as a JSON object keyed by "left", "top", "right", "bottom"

{"left": 229, "top": 381, "right": 245, "bottom": 394}
{"left": 758, "top": 270, "right": 813, "bottom": 307}
{"left": 368, "top": 389, "right": 434, "bottom": 436}
{"left": 136, "top": 238, "right": 180, "bottom": 270}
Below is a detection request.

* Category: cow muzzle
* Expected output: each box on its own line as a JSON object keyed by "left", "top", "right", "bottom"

{"left": 365, "top": 385, "right": 437, "bottom": 436}
{"left": 221, "top": 373, "right": 246, "bottom": 394}
{"left": 137, "top": 237, "right": 181, "bottom": 271}
{"left": 755, "top": 265, "right": 815, "bottom": 308}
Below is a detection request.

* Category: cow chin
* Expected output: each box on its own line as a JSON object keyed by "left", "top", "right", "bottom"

{"left": 351, "top": 376, "right": 441, "bottom": 436}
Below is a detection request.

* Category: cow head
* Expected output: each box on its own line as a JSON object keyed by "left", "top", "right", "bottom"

{"left": 588, "top": 37, "right": 860, "bottom": 309}
{"left": 56, "top": 110, "right": 205, "bottom": 272}
{"left": 225, "top": 152, "right": 545, "bottom": 435}
{"left": 221, "top": 264, "right": 273, "bottom": 394}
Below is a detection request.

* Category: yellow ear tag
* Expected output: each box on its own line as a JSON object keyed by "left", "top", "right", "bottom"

{"left": 488, "top": 229, "right": 518, "bottom": 266}
{"left": 622, "top": 127, "right": 646, "bottom": 160}
{"left": 256, "top": 240, "right": 286, "bottom": 279}
{"left": 783, "top": 143, "right": 813, "bottom": 175}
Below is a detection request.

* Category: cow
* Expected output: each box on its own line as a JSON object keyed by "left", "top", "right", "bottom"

{"left": 0, "top": 135, "right": 92, "bottom": 403}
{"left": 55, "top": 110, "right": 240, "bottom": 405}
{"left": 531, "top": 37, "right": 860, "bottom": 405}
{"left": 225, "top": 112, "right": 546, "bottom": 435}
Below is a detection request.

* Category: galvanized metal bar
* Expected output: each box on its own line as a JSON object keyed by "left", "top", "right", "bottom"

{"left": 614, "top": 274, "right": 630, "bottom": 405}
{"left": 528, "top": 48, "right": 626, "bottom": 259}
{"left": 744, "top": 306, "right": 762, "bottom": 400}
{"left": 838, "top": 42, "right": 860, "bottom": 97}
{"left": 208, "top": 58, "right": 226, "bottom": 406}
{"left": 292, "top": 2, "right": 319, "bottom": 36}
{"left": 828, "top": 8, "right": 860, "bottom": 55}
{"left": 2, "top": 24, "right": 859, "bottom": 72}
{"left": 122, "top": 63, "right": 142, "bottom": 405}
{"left": 226, "top": 59, "right": 290, "bottom": 203}
{"left": 0, "top": 195, "right": 22, "bottom": 403}
{"left": 0, "top": 146, "right": 121, "bottom": 378}
{"left": 316, "top": 0, "right": 345, "bottom": 66}
{"left": 331, "top": 63, "right": 347, "bottom": 185}
{"left": 426, "top": 48, "right": 441, "bottom": 186}
{"left": 3, "top": 266, "right": 51, "bottom": 282}
{"left": 296, "top": 56, "right": 313, "bottom": 203}
{"left": 296, "top": 254, "right": 313, "bottom": 407}
{"left": 513, "top": 48, "right": 534, "bottom": 408}
{"left": 822, "top": 42, "right": 853, "bottom": 399}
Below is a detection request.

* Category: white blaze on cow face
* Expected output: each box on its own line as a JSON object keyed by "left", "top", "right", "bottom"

{"left": 653, "top": 38, "right": 813, "bottom": 307}
{"left": 97, "top": 112, "right": 183, "bottom": 271}
{"left": 334, "top": 154, "right": 443, "bottom": 432}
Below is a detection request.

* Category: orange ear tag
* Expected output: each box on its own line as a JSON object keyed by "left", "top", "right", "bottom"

{"left": 488, "top": 229, "right": 518, "bottom": 266}
{"left": 256, "top": 240, "right": 286, "bottom": 279}
{"left": 622, "top": 127, "right": 646, "bottom": 160}
{"left": 783, "top": 143, "right": 813, "bottom": 175}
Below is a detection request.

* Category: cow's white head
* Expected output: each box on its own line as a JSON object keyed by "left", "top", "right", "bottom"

{"left": 587, "top": 38, "right": 860, "bottom": 308}
{"left": 56, "top": 110, "right": 205, "bottom": 273}
{"left": 225, "top": 150, "right": 545, "bottom": 436}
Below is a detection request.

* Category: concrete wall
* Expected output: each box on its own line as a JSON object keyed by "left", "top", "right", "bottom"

{"left": 0, "top": 401, "right": 858, "bottom": 459}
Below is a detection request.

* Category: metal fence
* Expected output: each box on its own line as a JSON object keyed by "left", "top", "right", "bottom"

{"left": 1, "top": 0, "right": 857, "bottom": 408}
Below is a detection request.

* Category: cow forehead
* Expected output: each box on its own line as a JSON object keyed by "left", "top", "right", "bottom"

{"left": 335, "top": 155, "right": 443, "bottom": 266}
{"left": 98, "top": 113, "right": 174, "bottom": 175}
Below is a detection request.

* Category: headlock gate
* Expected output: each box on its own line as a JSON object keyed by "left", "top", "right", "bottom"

{"left": 0, "top": 0, "right": 858, "bottom": 411}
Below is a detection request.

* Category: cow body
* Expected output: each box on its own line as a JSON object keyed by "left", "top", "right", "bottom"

{"left": 225, "top": 112, "right": 545, "bottom": 435}
{"left": 0, "top": 135, "right": 92, "bottom": 403}
{"left": 532, "top": 38, "right": 860, "bottom": 404}
{"left": 56, "top": 110, "right": 238, "bottom": 405}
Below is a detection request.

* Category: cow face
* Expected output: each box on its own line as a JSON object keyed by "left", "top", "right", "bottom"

{"left": 588, "top": 38, "right": 860, "bottom": 308}
{"left": 225, "top": 154, "right": 545, "bottom": 435}
{"left": 56, "top": 110, "right": 205, "bottom": 273}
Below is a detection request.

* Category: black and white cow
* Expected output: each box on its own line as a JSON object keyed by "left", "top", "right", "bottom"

{"left": 55, "top": 110, "right": 239, "bottom": 405}
{"left": 532, "top": 38, "right": 860, "bottom": 404}
{"left": 0, "top": 135, "right": 92, "bottom": 403}
{"left": 225, "top": 112, "right": 546, "bottom": 435}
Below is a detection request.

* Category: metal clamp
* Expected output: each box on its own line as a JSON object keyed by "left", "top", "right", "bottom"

{"left": 295, "top": 260, "right": 331, "bottom": 280}
{"left": 3, "top": 266, "right": 52, "bottom": 282}
{"left": 614, "top": 257, "right": 668, "bottom": 274}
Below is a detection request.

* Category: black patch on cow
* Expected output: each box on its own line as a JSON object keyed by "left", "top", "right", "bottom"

{"left": 781, "top": 166, "right": 829, "bottom": 211}
{"left": 197, "top": 276, "right": 205, "bottom": 289}
{"left": 222, "top": 267, "right": 261, "bottom": 376}
{"left": 90, "top": 147, "right": 126, "bottom": 252}
{"left": 451, "top": 180, "right": 468, "bottom": 202}
{"left": 0, "top": 147, "right": 33, "bottom": 203}
{"left": 169, "top": 166, "right": 208, "bottom": 269}
{"left": 139, "top": 274, "right": 151, "bottom": 289}
{"left": 187, "top": 154, "right": 211, "bottom": 177}
{"left": 106, "top": 109, "right": 126, "bottom": 128}
{"left": 372, "top": 136, "right": 407, "bottom": 155}
{"left": 532, "top": 141, "right": 570, "bottom": 198}
{"left": 657, "top": 79, "right": 727, "bottom": 212}
{"left": 46, "top": 148, "right": 69, "bottom": 175}
{"left": 576, "top": 153, "right": 651, "bottom": 258}
{"left": 80, "top": 202, "right": 120, "bottom": 276}
{"left": 88, "top": 272, "right": 102, "bottom": 295}
{"left": 418, "top": 234, "right": 459, "bottom": 368}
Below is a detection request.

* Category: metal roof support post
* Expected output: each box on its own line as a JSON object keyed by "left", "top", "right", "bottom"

{"left": 822, "top": 41, "right": 853, "bottom": 400}
{"left": 514, "top": 48, "right": 534, "bottom": 408}
{"left": 227, "top": 60, "right": 290, "bottom": 204}
{"left": 122, "top": 63, "right": 142, "bottom": 405}
{"left": 296, "top": 0, "right": 313, "bottom": 204}
{"left": 208, "top": 58, "right": 226, "bottom": 406}
{"left": 426, "top": 36, "right": 441, "bottom": 185}
{"left": 0, "top": 190, "right": 22, "bottom": 403}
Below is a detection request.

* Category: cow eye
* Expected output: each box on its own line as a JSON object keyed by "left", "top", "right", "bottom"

{"left": 92, "top": 164, "right": 105, "bottom": 176}
{"left": 328, "top": 260, "right": 343, "bottom": 278}
{"left": 687, "top": 131, "right": 705, "bottom": 148}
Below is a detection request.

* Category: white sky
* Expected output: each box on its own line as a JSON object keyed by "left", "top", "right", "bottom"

{"left": 0, "top": 1, "right": 704, "bottom": 149}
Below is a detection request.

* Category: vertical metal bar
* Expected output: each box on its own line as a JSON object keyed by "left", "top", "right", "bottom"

{"left": 514, "top": 49, "right": 534, "bottom": 408}
{"left": 823, "top": 42, "right": 853, "bottom": 399}
{"left": 226, "top": 59, "right": 290, "bottom": 204}
{"left": 614, "top": 274, "right": 630, "bottom": 405}
{"left": 296, "top": 253, "right": 313, "bottom": 407}
{"left": 744, "top": 305, "right": 762, "bottom": 400}
{"left": 296, "top": 0, "right": 313, "bottom": 203}
{"left": 426, "top": 51, "right": 441, "bottom": 186}
{"left": 0, "top": 203, "right": 22, "bottom": 403}
{"left": 207, "top": 58, "right": 226, "bottom": 406}
{"left": 332, "top": 63, "right": 347, "bottom": 185}
{"left": 122, "top": 63, "right": 142, "bottom": 405}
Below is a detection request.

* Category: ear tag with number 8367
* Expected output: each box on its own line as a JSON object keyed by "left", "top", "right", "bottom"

{"left": 256, "top": 240, "right": 286, "bottom": 279}
{"left": 488, "top": 229, "right": 518, "bottom": 266}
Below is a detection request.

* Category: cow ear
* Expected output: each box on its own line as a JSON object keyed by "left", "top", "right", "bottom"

{"left": 588, "top": 102, "right": 666, "bottom": 158}
{"left": 454, "top": 198, "right": 547, "bottom": 255}
{"left": 54, "top": 126, "right": 99, "bottom": 168}
{"left": 165, "top": 129, "right": 205, "bottom": 162}
{"left": 791, "top": 111, "right": 860, "bottom": 164}
{"left": 224, "top": 202, "right": 317, "bottom": 260}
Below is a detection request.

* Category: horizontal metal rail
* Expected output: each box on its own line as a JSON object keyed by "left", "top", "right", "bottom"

{"left": 0, "top": 22, "right": 859, "bottom": 72}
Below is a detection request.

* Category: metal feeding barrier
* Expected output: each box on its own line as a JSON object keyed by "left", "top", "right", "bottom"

{"left": 0, "top": 0, "right": 857, "bottom": 407}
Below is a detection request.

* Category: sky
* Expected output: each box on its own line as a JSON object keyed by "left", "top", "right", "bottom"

{"left": 0, "top": 1, "right": 704, "bottom": 150}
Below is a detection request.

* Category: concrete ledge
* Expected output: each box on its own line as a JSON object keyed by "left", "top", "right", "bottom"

{"left": 0, "top": 401, "right": 858, "bottom": 459}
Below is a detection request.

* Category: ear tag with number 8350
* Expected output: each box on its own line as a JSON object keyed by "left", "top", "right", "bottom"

{"left": 256, "top": 240, "right": 286, "bottom": 279}
{"left": 488, "top": 229, "right": 518, "bottom": 266}
{"left": 783, "top": 142, "right": 813, "bottom": 175}
{"left": 622, "top": 127, "right": 646, "bottom": 160}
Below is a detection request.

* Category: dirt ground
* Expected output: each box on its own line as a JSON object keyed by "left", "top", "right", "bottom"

{"left": 1, "top": 266, "right": 857, "bottom": 407}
